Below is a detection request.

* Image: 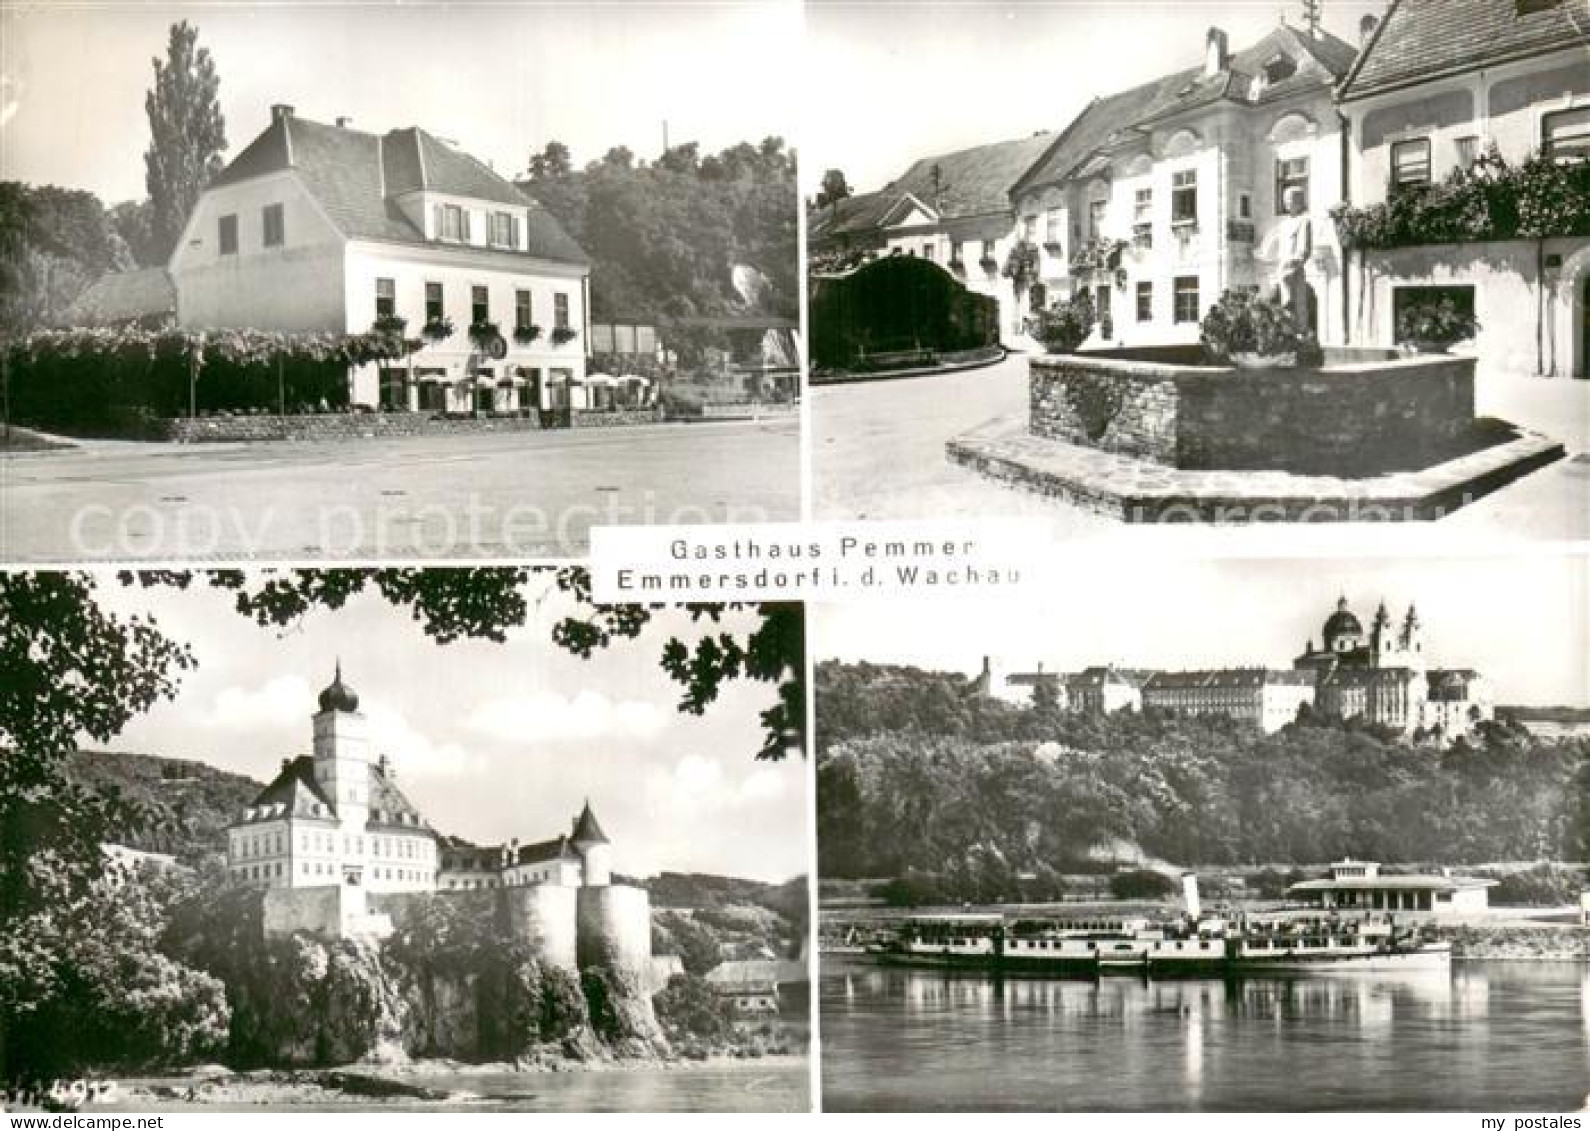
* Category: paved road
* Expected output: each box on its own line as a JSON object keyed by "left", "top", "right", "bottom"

{"left": 812, "top": 352, "right": 1590, "bottom": 544}
{"left": 1, "top": 418, "right": 799, "bottom": 561}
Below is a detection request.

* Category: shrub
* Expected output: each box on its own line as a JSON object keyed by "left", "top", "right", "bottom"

{"left": 550, "top": 326, "right": 579, "bottom": 346}
{"left": 1034, "top": 289, "right": 1096, "bottom": 354}
{"left": 1199, "top": 289, "right": 1321, "bottom": 364}
{"left": 1395, "top": 297, "right": 1479, "bottom": 347}
{"left": 1107, "top": 868, "right": 1175, "bottom": 901}
{"left": 652, "top": 973, "right": 733, "bottom": 1042}
{"left": 513, "top": 323, "right": 542, "bottom": 346}
{"left": 1484, "top": 864, "right": 1587, "bottom": 907}
{"left": 421, "top": 315, "right": 454, "bottom": 342}
{"left": 467, "top": 320, "right": 501, "bottom": 350}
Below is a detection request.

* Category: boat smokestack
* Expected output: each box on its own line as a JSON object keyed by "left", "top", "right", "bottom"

{"left": 1181, "top": 872, "right": 1201, "bottom": 919}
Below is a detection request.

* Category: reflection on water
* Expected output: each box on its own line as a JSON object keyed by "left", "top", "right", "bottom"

{"left": 821, "top": 961, "right": 1589, "bottom": 1111}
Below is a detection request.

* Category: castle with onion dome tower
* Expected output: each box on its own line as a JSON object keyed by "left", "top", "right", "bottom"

{"left": 227, "top": 665, "right": 654, "bottom": 980}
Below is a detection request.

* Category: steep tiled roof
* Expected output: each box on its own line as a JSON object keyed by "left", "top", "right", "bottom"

{"left": 366, "top": 761, "right": 433, "bottom": 833}
{"left": 884, "top": 132, "right": 1056, "bottom": 221}
{"left": 234, "top": 756, "right": 335, "bottom": 825}
{"left": 209, "top": 112, "right": 587, "bottom": 264}
{"left": 807, "top": 189, "right": 893, "bottom": 241}
{"left": 571, "top": 801, "right": 610, "bottom": 847}
{"left": 514, "top": 835, "right": 581, "bottom": 865}
{"left": 1017, "top": 23, "right": 1356, "bottom": 196}
{"left": 62, "top": 267, "right": 175, "bottom": 326}
{"left": 1340, "top": 0, "right": 1589, "bottom": 102}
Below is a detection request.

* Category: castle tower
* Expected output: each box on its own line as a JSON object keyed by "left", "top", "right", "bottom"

{"left": 571, "top": 800, "right": 612, "bottom": 887}
{"left": 312, "top": 662, "right": 370, "bottom": 845}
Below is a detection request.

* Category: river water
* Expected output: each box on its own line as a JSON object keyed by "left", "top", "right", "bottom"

{"left": 820, "top": 958, "right": 1589, "bottom": 1111}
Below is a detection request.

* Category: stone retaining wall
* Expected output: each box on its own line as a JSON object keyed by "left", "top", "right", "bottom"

{"left": 570, "top": 408, "right": 665, "bottom": 428}
{"left": 1029, "top": 350, "right": 1476, "bottom": 474}
{"left": 157, "top": 408, "right": 677, "bottom": 442}
{"left": 161, "top": 412, "right": 545, "bottom": 443}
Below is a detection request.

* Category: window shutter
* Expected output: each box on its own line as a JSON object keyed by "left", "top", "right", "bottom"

{"left": 512, "top": 215, "right": 521, "bottom": 248}
{"left": 462, "top": 210, "right": 472, "bottom": 241}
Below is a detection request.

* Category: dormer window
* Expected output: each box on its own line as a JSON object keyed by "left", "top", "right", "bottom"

{"left": 1264, "top": 55, "right": 1296, "bottom": 84}
{"left": 435, "top": 203, "right": 470, "bottom": 242}
{"left": 488, "top": 211, "right": 520, "bottom": 249}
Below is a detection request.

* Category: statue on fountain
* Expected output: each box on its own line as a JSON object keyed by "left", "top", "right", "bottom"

{"left": 1265, "top": 186, "right": 1313, "bottom": 332}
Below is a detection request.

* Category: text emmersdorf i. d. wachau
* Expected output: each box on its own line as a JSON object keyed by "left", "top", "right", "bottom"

{"left": 613, "top": 536, "right": 1022, "bottom": 593}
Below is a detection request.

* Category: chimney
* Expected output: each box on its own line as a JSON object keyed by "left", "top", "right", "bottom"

{"left": 271, "top": 103, "right": 295, "bottom": 123}
{"left": 1359, "top": 13, "right": 1379, "bottom": 47}
{"left": 1204, "top": 27, "right": 1229, "bottom": 77}
{"left": 335, "top": 115, "right": 352, "bottom": 128}
{"left": 1182, "top": 873, "right": 1202, "bottom": 919}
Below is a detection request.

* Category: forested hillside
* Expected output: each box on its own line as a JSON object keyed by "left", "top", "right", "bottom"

{"left": 815, "top": 661, "right": 1590, "bottom": 899}
{"left": 62, "top": 748, "right": 262, "bottom": 863}
{"left": 520, "top": 139, "right": 797, "bottom": 326}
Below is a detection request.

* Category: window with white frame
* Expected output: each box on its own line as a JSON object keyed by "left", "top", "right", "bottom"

{"left": 375, "top": 277, "right": 395, "bottom": 318}
{"left": 1543, "top": 106, "right": 1590, "bottom": 165}
{"left": 1045, "top": 208, "right": 1063, "bottom": 246}
{"left": 1454, "top": 135, "right": 1481, "bottom": 171}
{"left": 1088, "top": 199, "right": 1106, "bottom": 240}
{"left": 1023, "top": 215, "right": 1038, "bottom": 242}
{"left": 425, "top": 282, "right": 444, "bottom": 322}
{"left": 1173, "top": 275, "right": 1200, "bottom": 323}
{"left": 515, "top": 289, "right": 532, "bottom": 331}
{"left": 1133, "top": 188, "right": 1152, "bottom": 224}
{"left": 1274, "top": 155, "right": 1309, "bottom": 213}
{"left": 554, "top": 292, "right": 570, "bottom": 329}
{"left": 1390, "top": 138, "right": 1431, "bottom": 191}
{"left": 1135, "top": 281, "right": 1153, "bottom": 323}
{"left": 489, "top": 211, "right": 519, "bottom": 248}
{"left": 1171, "top": 169, "right": 1198, "bottom": 225}
{"left": 435, "top": 203, "right": 470, "bottom": 242}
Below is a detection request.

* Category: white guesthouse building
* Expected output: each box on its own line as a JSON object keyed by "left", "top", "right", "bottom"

{"left": 1010, "top": 20, "right": 1359, "bottom": 348}
{"left": 171, "top": 105, "right": 591, "bottom": 413}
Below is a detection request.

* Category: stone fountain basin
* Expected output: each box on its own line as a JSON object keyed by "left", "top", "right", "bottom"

{"left": 1029, "top": 345, "right": 1481, "bottom": 476}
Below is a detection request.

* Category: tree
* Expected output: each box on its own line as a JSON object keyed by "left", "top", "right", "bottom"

{"left": 143, "top": 21, "right": 227, "bottom": 263}
{"left": 527, "top": 140, "right": 572, "bottom": 181}
{"left": 109, "top": 199, "right": 165, "bottom": 269}
{"left": 816, "top": 169, "right": 851, "bottom": 209}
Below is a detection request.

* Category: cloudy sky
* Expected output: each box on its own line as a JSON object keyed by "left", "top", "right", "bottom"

{"left": 805, "top": 0, "right": 1388, "bottom": 194}
{"left": 815, "top": 554, "right": 1590, "bottom": 707}
{"left": 91, "top": 571, "right": 808, "bottom": 883}
{"left": 0, "top": 0, "right": 798, "bottom": 204}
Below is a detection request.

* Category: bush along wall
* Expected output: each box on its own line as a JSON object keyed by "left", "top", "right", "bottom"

{"left": 1, "top": 326, "right": 414, "bottom": 437}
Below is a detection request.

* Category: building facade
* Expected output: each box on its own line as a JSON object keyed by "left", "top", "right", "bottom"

{"left": 1011, "top": 20, "right": 1359, "bottom": 348}
{"left": 170, "top": 106, "right": 591, "bottom": 412}
{"left": 1336, "top": 0, "right": 1590, "bottom": 380}
{"left": 808, "top": 132, "right": 1056, "bottom": 339}
{"left": 228, "top": 666, "right": 625, "bottom": 911}
{"left": 995, "top": 593, "right": 1492, "bottom": 741}
{"left": 1288, "top": 858, "right": 1495, "bottom": 915}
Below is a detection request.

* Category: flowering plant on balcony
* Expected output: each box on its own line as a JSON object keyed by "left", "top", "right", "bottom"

{"left": 1331, "top": 146, "right": 1590, "bottom": 251}
{"left": 1068, "top": 237, "right": 1127, "bottom": 276}
{"left": 421, "top": 315, "right": 454, "bottom": 343}
{"left": 513, "top": 323, "right": 543, "bottom": 346}
{"left": 1199, "top": 289, "right": 1321, "bottom": 367}
{"left": 551, "top": 326, "right": 579, "bottom": 346}
{"left": 467, "top": 320, "right": 502, "bottom": 351}
{"left": 1395, "top": 298, "right": 1479, "bottom": 352}
{"left": 1001, "top": 240, "right": 1041, "bottom": 288}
